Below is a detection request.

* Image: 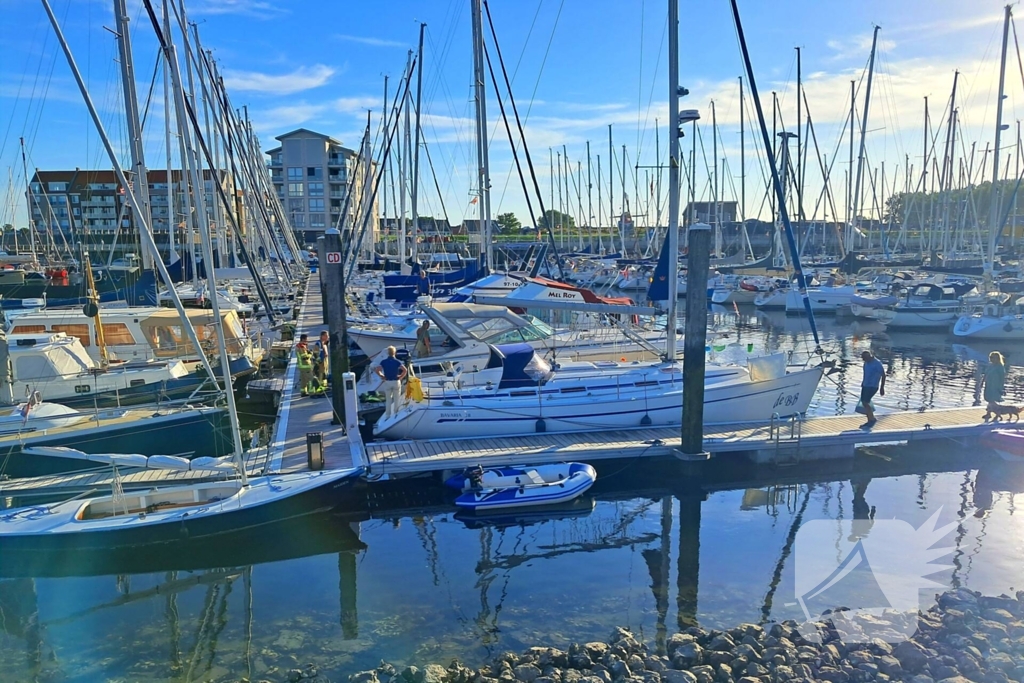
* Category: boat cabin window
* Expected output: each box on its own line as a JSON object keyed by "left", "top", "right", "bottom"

{"left": 52, "top": 324, "right": 90, "bottom": 346}
{"left": 10, "top": 325, "right": 46, "bottom": 335}
{"left": 98, "top": 323, "right": 135, "bottom": 346}
{"left": 15, "top": 355, "right": 58, "bottom": 381}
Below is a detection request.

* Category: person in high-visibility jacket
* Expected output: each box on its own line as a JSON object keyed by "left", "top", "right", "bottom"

{"left": 296, "top": 334, "right": 314, "bottom": 397}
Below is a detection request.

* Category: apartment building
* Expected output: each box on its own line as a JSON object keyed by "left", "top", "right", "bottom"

{"left": 27, "top": 168, "right": 233, "bottom": 257}
{"left": 265, "top": 128, "right": 377, "bottom": 250}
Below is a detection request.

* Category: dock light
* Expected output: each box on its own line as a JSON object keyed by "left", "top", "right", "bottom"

{"left": 306, "top": 432, "right": 324, "bottom": 471}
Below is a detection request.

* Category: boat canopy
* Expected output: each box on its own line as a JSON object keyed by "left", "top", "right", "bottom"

{"left": 495, "top": 343, "right": 553, "bottom": 389}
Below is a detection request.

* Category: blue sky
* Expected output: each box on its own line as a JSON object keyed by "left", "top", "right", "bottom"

{"left": 0, "top": 0, "right": 1017, "bottom": 230}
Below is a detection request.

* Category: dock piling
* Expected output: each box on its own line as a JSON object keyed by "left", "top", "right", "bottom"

{"left": 680, "top": 223, "right": 712, "bottom": 457}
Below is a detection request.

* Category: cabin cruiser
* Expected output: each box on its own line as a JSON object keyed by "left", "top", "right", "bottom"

{"left": 850, "top": 282, "right": 976, "bottom": 329}
{"left": 6, "top": 307, "right": 263, "bottom": 383}
{"left": 4, "top": 332, "right": 197, "bottom": 409}
{"left": 711, "top": 276, "right": 788, "bottom": 305}
{"left": 355, "top": 303, "right": 665, "bottom": 395}
{"left": 373, "top": 343, "right": 824, "bottom": 440}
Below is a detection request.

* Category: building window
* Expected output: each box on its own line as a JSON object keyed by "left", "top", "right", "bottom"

{"left": 48, "top": 182, "right": 67, "bottom": 192}
{"left": 288, "top": 183, "right": 304, "bottom": 197}
{"left": 288, "top": 198, "right": 303, "bottom": 212}
{"left": 287, "top": 167, "right": 303, "bottom": 181}
{"left": 292, "top": 213, "right": 305, "bottom": 227}
{"left": 70, "top": 195, "right": 79, "bottom": 204}
{"left": 310, "top": 214, "right": 325, "bottom": 228}
{"left": 308, "top": 182, "right": 323, "bottom": 197}
{"left": 307, "top": 167, "right": 323, "bottom": 180}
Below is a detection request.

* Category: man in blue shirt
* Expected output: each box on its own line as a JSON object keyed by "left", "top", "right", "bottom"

{"left": 860, "top": 350, "right": 885, "bottom": 428}
{"left": 374, "top": 346, "right": 408, "bottom": 419}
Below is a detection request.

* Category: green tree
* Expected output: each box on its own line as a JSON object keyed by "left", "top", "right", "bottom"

{"left": 538, "top": 209, "right": 575, "bottom": 232}
{"left": 496, "top": 212, "right": 521, "bottom": 233}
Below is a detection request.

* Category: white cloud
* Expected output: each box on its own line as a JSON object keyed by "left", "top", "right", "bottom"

{"left": 334, "top": 34, "right": 405, "bottom": 49}
{"left": 189, "top": 0, "right": 286, "bottom": 19}
{"left": 250, "top": 103, "right": 328, "bottom": 132}
{"left": 222, "top": 65, "right": 335, "bottom": 95}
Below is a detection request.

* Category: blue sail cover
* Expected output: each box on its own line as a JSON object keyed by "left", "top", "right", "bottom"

{"left": 646, "top": 235, "right": 673, "bottom": 302}
{"left": 383, "top": 260, "right": 482, "bottom": 302}
{"left": 496, "top": 343, "right": 551, "bottom": 389}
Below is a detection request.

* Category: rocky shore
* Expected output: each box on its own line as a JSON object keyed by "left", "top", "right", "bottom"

{"left": 342, "top": 589, "right": 1024, "bottom": 683}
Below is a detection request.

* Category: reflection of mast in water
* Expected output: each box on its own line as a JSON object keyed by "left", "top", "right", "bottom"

{"left": 0, "top": 578, "right": 43, "bottom": 673}
{"left": 413, "top": 515, "right": 442, "bottom": 586}
{"left": 641, "top": 496, "right": 672, "bottom": 655}
{"left": 917, "top": 474, "right": 929, "bottom": 509}
{"left": 949, "top": 471, "right": 973, "bottom": 589}
{"left": 184, "top": 578, "right": 235, "bottom": 681}
{"left": 243, "top": 566, "right": 254, "bottom": 680}
{"left": 758, "top": 485, "right": 813, "bottom": 624}
{"left": 165, "top": 571, "right": 182, "bottom": 676}
{"left": 676, "top": 495, "right": 701, "bottom": 628}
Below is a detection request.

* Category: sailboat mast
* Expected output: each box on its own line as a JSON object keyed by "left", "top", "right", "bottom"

{"left": 988, "top": 5, "right": 1012, "bottom": 270}
{"left": 411, "top": 24, "right": 426, "bottom": 265}
{"left": 609, "top": 125, "right": 615, "bottom": 250}
{"left": 19, "top": 138, "right": 37, "bottom": 262}
{"left": 711, "top": 100, "right": 720, "bottom": 257}
{"left": 848, "top": 80, "right": 855, "bottom": 247}
{"left": 163, "top": 43, "right": 176, "bottom": 260}
{"left": 852, "top": 26, "right": 880, "bottom": 246}
{"left": 665, "top": 0, "right": 681, "bottom": 359}
{"left": 471, "top": 0, "right": 492, "bottom": 271}
{"left": 114, "top": 0, "right": 155, "bottom": 273}
{"left": 399, "top": 51, "right": 411, "bottom": 268}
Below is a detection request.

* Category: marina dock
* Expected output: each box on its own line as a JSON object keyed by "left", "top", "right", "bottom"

{"left": 364, "top": 406, "right": 992, "bottom": 475}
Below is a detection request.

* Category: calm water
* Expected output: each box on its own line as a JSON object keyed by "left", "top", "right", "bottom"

{"left": 2, "top": 308, "right": 1024, "bottom": 683}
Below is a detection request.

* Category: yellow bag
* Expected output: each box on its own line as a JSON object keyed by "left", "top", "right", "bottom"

{"left": 405, "top": 376, "right": 424, "bottom": 402}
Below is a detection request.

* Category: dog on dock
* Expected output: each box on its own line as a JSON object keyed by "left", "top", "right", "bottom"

{"left": 984, "top": 403, "right": 1022, "bottom": 422}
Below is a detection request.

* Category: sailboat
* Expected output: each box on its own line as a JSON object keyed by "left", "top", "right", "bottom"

{"left": 0, "top": 0, "right": 362, "bottom": 548}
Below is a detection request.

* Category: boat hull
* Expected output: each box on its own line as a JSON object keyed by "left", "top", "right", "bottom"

{"left": 0, "top": 468, "right": 362, "bottom": 554}
{"left": 0, "top": 407, "right": 232, "bottom": 479}
{"left": 953, "top": 315, "right": 1024, "bottom": 340}
{"left": 374, "top": 365, "right": 824, "bottom": 440}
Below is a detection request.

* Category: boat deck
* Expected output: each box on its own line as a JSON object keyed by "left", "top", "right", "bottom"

{"left": 364, "top": 406, "right": 990, "bottom": 475}
{"left": 0, "top": 274, "right": 362, "bottom": 502}
{"left": 0, "top": 446, "right": 272, "bottom": 499}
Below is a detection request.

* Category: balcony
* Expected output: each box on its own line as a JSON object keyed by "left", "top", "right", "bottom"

{"left": 327, "top": 155, "right": 345, "bottom": 166}
{"left": 329, "top": 190, "right": 345, "bottom": 198}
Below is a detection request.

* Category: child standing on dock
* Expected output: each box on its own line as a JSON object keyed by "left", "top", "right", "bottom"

{"left": 375, "top": 346, "right": 408, "bottom": 419}
{"left": 859, "top": 351, "right": 885, "bottom": 429}
{"left": 982, "top": 351, "right": 1007, "bottom": 420}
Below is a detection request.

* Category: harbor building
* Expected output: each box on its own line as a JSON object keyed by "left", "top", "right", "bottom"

{"left": 265, "top": 128, "right": 378, "bottom": 251}
{"left": 26, "top": 168, "right": 236, "bottom": 260}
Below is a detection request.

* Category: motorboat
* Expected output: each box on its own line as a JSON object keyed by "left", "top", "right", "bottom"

{"left": 450, "top": 462, "right": 597, "bottom": 511}
{"left": 6, "top": 306, "right": 264, "bottom": 381}
{"left": 953, "top": 295, "right": 1024, "bottom": 340}
{"left": 372, "top": 343, "right": 824, "bottom": 440}
{"left": 4, "top": 332, "right": 196, "bottom": 409}
{"left": 712, "top": 276, "right": 788, "bottom": 305}
{"left": 853, "top": 283, "right": 975, "bottom": 329}
{"left": 355, "top": 304, "right": 665, "bottom": 396}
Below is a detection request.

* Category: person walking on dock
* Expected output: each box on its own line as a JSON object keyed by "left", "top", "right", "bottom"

{"left": 375, "top": 346, "right": 408, "bottom": 419}
{"left": 859, "top": 351, "right": 885, "bottom": 429}
{"left": 415, "top": 320, "right": 432, "bottom": 358}
{"left": 982, "top": 351, "right": 1007, "bottom": 421}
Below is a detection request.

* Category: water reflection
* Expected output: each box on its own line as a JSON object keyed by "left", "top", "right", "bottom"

{"left": 2, "top": 451, "right": 1023, "bottom": 681}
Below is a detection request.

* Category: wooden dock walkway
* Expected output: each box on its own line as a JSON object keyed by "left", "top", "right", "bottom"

{"left": 268, "top": 272, "right": 363, "bottom": 475}
{"left": 364, "top": 406, "right": 993, "bottom": 475}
